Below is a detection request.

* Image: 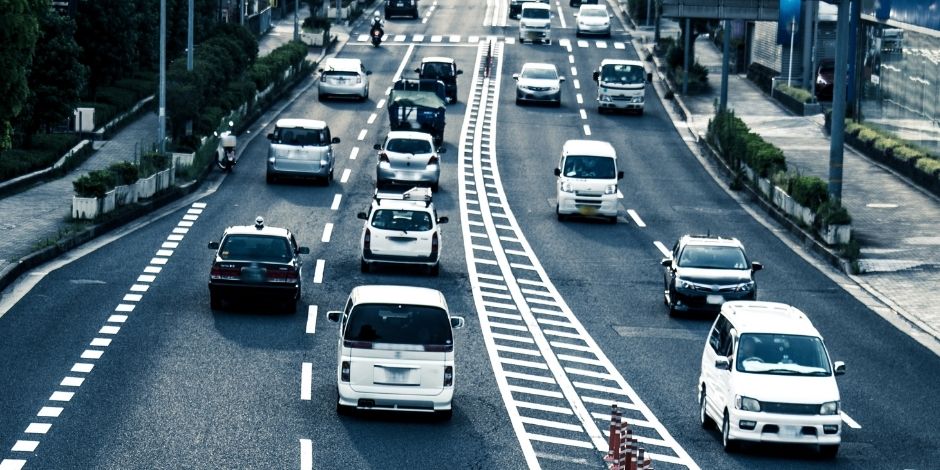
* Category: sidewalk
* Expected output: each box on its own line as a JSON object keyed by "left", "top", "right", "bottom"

{"left": 0, "top": 4, "right": 351, "bottom": 296}
{"left": 631, "top": 24, "right": 940, "bottom": 347}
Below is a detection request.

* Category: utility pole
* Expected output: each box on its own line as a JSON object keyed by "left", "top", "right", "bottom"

{"left": 720, "top": 19, "right": 729, "bottom": 112}
{"left": 187, "top": 0, "right": 194, "bottom": 71}
{"left": 158, "top": 0, "right": 166, "bottom": 154}
{"left": 828, "top": 0, "right": 850, "bottom": 201}
{"left": 787, "top": 16, "right": 796, "bottom": 87}
{"left": 294, "top": 0, "right": 299, "bottom": 41}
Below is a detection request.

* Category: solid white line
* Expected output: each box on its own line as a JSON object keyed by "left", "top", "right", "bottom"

{"left": 122, "top": 294, "right": 142, "bottom": 302}
{"left": 349, "top": 147, "right": 359, "bottom": 160}
{"left": 24, "top": 423, "right": 50, "bottom": 434}
{"left": 356, "top": 129, "right": 367, "bottom": 141}
{"left": 37, "top": 407, "right": 62, "bottom": 417}
{"left": 301, "top": 362, "right": 313, "bottom": 400}
{"left": 653, "top": 241, "right": 671, "bottom": 257}
{"left": 521, "top": 416, "right": 583, "bottom": 432}
{"left": 313, "top": 260, "right": 325, "bottom": 283}
{"left": 392, "top": 44, "right": 416, "bottom": 82}
{"left": 367, "top": 113, "right": 377, "bottom": 124}
{"left": 841, "top": 411, "right": 862, "bottom": 429}
{"left": 627, "top": 209, "right": 646, "bottom": 227}
{"left": 300, "top": 438, "right": 313, "bottom": 470}
{"left": 330, "top": 194, "right": 342, "bottom": 210}
{"left": 107, "top": 315, "right": 128, "bottom": 323}
{"left": 307, "top": 306, "right": 318, "bottom": 334}
{"left": 99, "top": 325, "right": 120, "bottom": 335}
{"left": 321, "top": 223, "right": 333, "bottom": 243}
{"left": 340, "top": 168, "right": 351, "bottom": 183}
{"left": 60, "top": 377, "right": 84, "bottom": 387}
{"left": 11, "top": 441, "right": 38, "bottom": 452}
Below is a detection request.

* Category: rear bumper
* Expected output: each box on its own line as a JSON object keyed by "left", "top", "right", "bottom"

{"left": 319, "top": 82, "right": 366, "bottom": 97}
{"left": 520, "top": 28, "right": 551, "bottom": 42}
{"left": 338, "top": 382, "right": 453, "bottom": 411}
{"left": 267, "top": 162, "right": 331, "bottom": 180}
{"left": 362, "top": 251, "right": 439, "bottom": 267}
{"left": 671, "top": 289, "right": 755, "bottom": 312}
{"left": 376, "top": 166, "right": 440, "bottom": 186}
{"left": 209, "top": 282, "right": 299, "bottom": 300}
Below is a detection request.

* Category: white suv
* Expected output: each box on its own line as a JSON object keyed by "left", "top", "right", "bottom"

{"left": 357, "top": 187, "right": 448, "bottom": 275}
{"left": 554, "top": 139, "right": 623, "bottom": 223}
{"left": 698, "top": 301, "right": 846, "bottom": 458}
{"left": 327, "top": 285, "right": 465, "bottom": 419}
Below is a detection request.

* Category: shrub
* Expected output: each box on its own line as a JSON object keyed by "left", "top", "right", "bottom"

{"left": 108, "top": 161, "right": 139, "bottom": 185}
{"left": 73, "top": 169, "right": 115, "bottom": 198}
{"left": 776, "top": 84, "right": 814, "bottom": 103}
{"left": 856, "top": 128, "right": 880, "bottom": 146}
{"left": 95, "top": 86, "right": 137, "bottom": 110}
{"left": 303, "top": 17, "right": 331, "bottom": 31}
{"left": 844, "top": 121, "right": 864, "bottom": 137}
{"left": 114, "top": 78, "right": 157, "bottom": 100}
{"left": 750, "top": 144, "right": 786, "bottom": 178}
{"left": 789, "top": 175, "right": 829, "bottom": 211}
{"left": 915, "top": 157, "right": 940, "bottom": 176}
{"left": 138, "top": 152, "right": 169, "bottom": 178}
{"left": 872, "top": 136, "right": 902, "bottom": 155}
{"left": 815, "top": 200, "right": 852, "bottom": 226}
{"left": 892, "top": 145, "right": 925, "bottom": 164}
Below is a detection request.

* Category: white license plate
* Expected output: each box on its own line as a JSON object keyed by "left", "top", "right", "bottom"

{"left": 779, "top": 425, "right": 802, "bottom": 438}
{"left": 706, "top": 294, "right": 725, "bottom": 305}
{"left": 374, "top": 366, "right": 419, "bottom": 385}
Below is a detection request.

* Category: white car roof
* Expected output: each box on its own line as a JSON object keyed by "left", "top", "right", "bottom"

{"left": 600, "top": 58, "right": 645, "bottom": 68}
{"left": 223, "top": 224, "right": 291, "bottom": 238}
{"left": 422, "top": 56, "right": 455, "bottom": 64}
{"left": 322, "top": 57, "right": 363, "bottom": 72}
{"left": 522, "top": 62, "right": 557, "bottom": 71}
{"left": 372, "top": 187, "right": 434, "bottom": 211}
{"left": 522, "top": 2, "right": 551, "bottom": 10}
{"left": 385, "top": 131, "right": 435, "bottom": 142}
{"left": 562, "top": 139, "right": 617, "bottom": 158}
{"left": 275, "top": 118, "right": 327, "bottom": 130}
{"left": 578, "top": 4, "right": 608, "bottom": 13}
{"left": 721, "top": 301, "right": 822, "bottom": 337}
{"left": 350, "top": 285, "right": 448, "bottom": 310}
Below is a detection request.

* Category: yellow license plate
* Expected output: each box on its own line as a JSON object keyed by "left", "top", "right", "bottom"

{"left": 578, "top": 206, "right": 598, "bottom": 215}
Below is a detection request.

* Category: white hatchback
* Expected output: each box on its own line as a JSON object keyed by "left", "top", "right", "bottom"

{"left": 328, "top": 285, "right": 465, "bottom": 419}
{"left": 699, "top": 301, "right": 846, "bottom": 458}
{"left": 357, "top": 187, "right": 448, "bottom": 275}
{"left": 575, "top": 4, "right": 611, "bottom": 37}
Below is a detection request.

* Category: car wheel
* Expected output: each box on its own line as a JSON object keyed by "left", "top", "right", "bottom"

{"left": 819, "top": 444, "right": 839, "bottom": 459}
{"left": 699, "top": 389, "right": 714, "bottom": 429}
{"left": 607, "top": 215, "right": 617, "bottom": 224}
{"left": 437, "top": 408, "right": 453, "bottom": 421}
{"left": 360, "top": 259, "right": 370, "bottom": 273}
{"left": 429, "top": 263, "right": 440, "bottom": 276}
{"left": 556, "top": 204, "right": 567, "bottom": 221}
{"left": 722, "top": 413, "right": 738, "bottom": 453}
{"left": 667, "top": 287, "right": 678, "bottom": 317}
{"left": 210, "top": 291, "right": 222, "bottom": 310}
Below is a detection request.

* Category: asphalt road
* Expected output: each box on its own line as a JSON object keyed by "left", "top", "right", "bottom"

{"left": 1, "top": 1, "right": 939, "bottom": 469}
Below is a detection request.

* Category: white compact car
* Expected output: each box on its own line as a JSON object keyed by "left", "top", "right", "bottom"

{"left": 328, "top": 285, "right": 465, "bottom": 419}
{"left": 318, "top": 57, "right": 371, "bottom": 101}
{"left": 575, "top": 4, "right": 611, "bottom": 37}
{"left": 357, "top": 187, "right": 448, "bottom": 275}
{"left": 699, "top": 301, "right": 846, "bottom": 458}
{"left": 518, "top": 2, "right": 552, "bottom": 44}
{"left": 374, "top": 131, "right": 444, "bottom": 191}
{"left": 554, "top": 139, "right": 623, "bottom": 223}
{"left": 513, "top": 62, "right": 565, "bottom": 106}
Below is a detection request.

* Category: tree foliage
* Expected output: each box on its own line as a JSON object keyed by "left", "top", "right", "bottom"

{"left": 76, "top": 0, "right": 139, "bottom": 93}
{"left": 0, "top": 0, "right": 44, "bottom": 150}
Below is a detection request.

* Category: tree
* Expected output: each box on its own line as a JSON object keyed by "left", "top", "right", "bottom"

{"left": 0, "top": 0, "right": 43, "bottom": 150}
{"left": 20, "top": 9, "right": 87, "bottom": 143}
{"left": 76, "top": 0, "right": 139, "bottom": 93}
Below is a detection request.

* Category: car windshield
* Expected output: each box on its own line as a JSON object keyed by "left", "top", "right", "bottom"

{"left": 600, "top": 64, "right": 645, "bottom": 84}
{"left": 736, "top": 333, "right": 832, "bottom": 376}
{"left": 580, "top": 8, "right": 607, "bottom": 17}
{"left": 422, "top": 62, "right": 454, "bottom": 79}
{"left": 219, "top": 235, "right": 292, "bottom": 262}
{"left": 386, "top": 138, "right": 432, "bottom": 154}
{"left": 562, "top": 155, "right": 616, "bottom": 179}
{"left": 344, "top": 303, "right": 453, "bottom": 346}
{"left": 678, "top": 245, "right": 748, "bottom": 269}
{"left": 371, "top": 209, "right": 433, "bottom": 231}
{"left": 522, "top": 66, "right": 558, "bottom": 80}
{"left": 523, "top": 8, "right": 550, "bottom": 19}
{"left": 273, "top": 127, "right": 328, "bottom": 146}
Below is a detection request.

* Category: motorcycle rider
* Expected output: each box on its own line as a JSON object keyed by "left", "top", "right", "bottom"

{"left": 369, "top": 13, "right": 384, "bottom": 38}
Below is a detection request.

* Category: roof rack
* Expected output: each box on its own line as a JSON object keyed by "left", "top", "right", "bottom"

{"left": 373, "top": 187, "right": 433, "bottom": 207}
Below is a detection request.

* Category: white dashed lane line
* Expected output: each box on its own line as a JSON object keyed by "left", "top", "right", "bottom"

{"left": 841, "top": 411, "right": 862, "bottom": 429}
{"left": 330, "top": 194, "right": 342, "bottom": 211}
{"left": 321, "top": 223, "right": 333, "bottom": 243}
{"left": 568, "top": 54, "right": 575, "bottom": 64}
{"left": 574, "top": 79, "right": 581, "bottom": 90}
{"left": 307, "top": 306, "right": 318, "bottom": 334}
{"left": 356, "top": 129, "right": 367, "bottom": 141}
{"left": 340, "top": 168, "right": 351, "bottom": 184}
{"left": 349, "top": 147, "right": 359, "bottom": 160}
{"left": 376, "top": 99, "right": 386, "bottom": 109}
{"left": 576, "top": 94, "right": 583, "bottom": 105}
{"left": 579, "top": 109, "right": 587, "bottom": 120}
{"left": 313, "top": 260, "right": 325, "bottom": 284}
{"left": 300, "top": 439, "right": 313, "bottom": 470}
{"left": 653, "top": 241, "right": 671, "bottom": 257}
{"left": 583, "top": 125, "right": 591, "bottom": 136}
{"left": 367, "top": 113, "right": 377, "bottom": 124}
{"left": 301, "top": 362, "right": 313, "bottom": 400}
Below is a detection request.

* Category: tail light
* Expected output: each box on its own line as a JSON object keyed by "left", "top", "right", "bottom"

{"left": 356, "top": 75, "right": 362, "bottom": 84}
{"left": 363, "top": 228, "right": 372, "bottom": 255}
{"left": 210, "top": 264, "right": 240, "bottom": 280}
{"left": 427, "top": 154, "right": 439, "bottom": 166}
{"left": 430, "top": 233, "right": 439, "bottom": 259}
{"left": 341, "top": 361, "right": 350, "bottom": 382}
{"left": 268, "top": 268, "right": 299, "bottom": 283}
{"left": 443, "top": 366, "right": 453, "bottom": 386}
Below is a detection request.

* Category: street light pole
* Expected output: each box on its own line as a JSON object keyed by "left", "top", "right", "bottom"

{"left": 158, "top": 0, "right": 166, "bottom": 154}
{"left": 787, "top": 17, "right": 796, "bottom": 87}
{"left": 187, "top": 0, "right": 194, "bottom": 71}
{"left": 828, "top": 0, "right": 850, "bottom": 201}
{"left": 294, "top": 0, "right": 299, "bottom": 41}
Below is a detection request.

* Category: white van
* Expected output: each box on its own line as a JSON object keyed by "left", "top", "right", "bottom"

{"left": 699, "top": 301, "right": 846, "bottom": 457}
{"left": 519, "top": 2, "right": 552, "bottom": 44}
{"left": 266, "top": 118, "right": 340, "bottom": 185}
{"left": 592, "top": 59, "right": 652, "bottom": 114}
{"left": 328, "top": 285, "right": 465, "bottom": 419}
{"left": 554, "top": 139, "right": 623, "bottom": 223}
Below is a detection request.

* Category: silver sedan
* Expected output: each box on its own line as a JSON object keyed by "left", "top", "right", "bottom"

{"left": 513, "top": 62, "right": 565, "bottom": 106}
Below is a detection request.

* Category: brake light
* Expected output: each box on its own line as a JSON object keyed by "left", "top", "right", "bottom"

{"left": 443, "top": 366, "right": 453, "bottom": 386}
{"left": 430, "top": 232, "right": 439, "bottom": 259}
{"left": 210, "top": 264, "right": 240, "bottom": 280}
{"left": 341, "top": 361, "right": 350, "bottom": 382}
{"left": 363, "top": 228, "right": 372, "bottom": 255}
{"left": 356, "top": 75, "right": 362, "bottom": 84}
{"left": 427, "top": 154, "right": 439, "bottom": 165}
{"left": 267, "top": 268, "right": 299, "bottom": 283}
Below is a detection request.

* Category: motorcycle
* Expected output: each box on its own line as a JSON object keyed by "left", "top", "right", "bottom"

{"left": 217, "top": 132, "right": 237, "bottom": 172}
{"left": 370, "top": 26, "right": 383, "bottom": 47}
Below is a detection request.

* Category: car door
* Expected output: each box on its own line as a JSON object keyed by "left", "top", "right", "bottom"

{"left": 702, "top": 315, "right": 734, "bottom": 418}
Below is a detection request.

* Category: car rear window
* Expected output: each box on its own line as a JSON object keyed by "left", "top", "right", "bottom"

{"left": 344, "top": 303, "right": 453, "bottom": 346}
{"left": 273, "top": 127, "right": 329, "bottom": 146}
{"left": 422, "top": 63, "right": 455, "bottom": 79}
{"left": 562, "top": 155, "right": 616, "bottom": 179}
{"left": 386, "top": 138, "right": 432, "bottom": 154}
{"left": 371, "top": 209, "right": 433, "bottom": 231}
{"left": 678, "top": 245, "right": 748, "bottom": 269}
{"left": 219, "top": 235, "right": 292, "bottom": 262}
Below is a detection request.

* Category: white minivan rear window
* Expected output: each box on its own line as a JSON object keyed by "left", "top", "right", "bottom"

{"left": 345, "top": 304, "right": 453, "bottom": 347}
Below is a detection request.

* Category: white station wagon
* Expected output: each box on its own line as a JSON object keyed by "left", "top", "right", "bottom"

{"left": 328, "top": 285, "right": 465, "bottom": 419}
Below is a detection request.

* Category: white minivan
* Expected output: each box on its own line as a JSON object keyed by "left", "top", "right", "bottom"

{"left": 519, "top": 2, "right": 552, "bottom": 44}
{"left": 328, "top": 285, "right": 465, "bottom": 419}
{"left": 699, "top": 301, "right": 846, "bottom": 458}
{"left": 554, "top": 139, "right": 623, "bottom": 223}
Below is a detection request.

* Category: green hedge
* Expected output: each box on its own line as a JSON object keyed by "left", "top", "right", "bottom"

{"left": 108, "top": 161, "right": 139, "bottom": 185}
{"left": 775, "top": 84, "right": 814, "bottom": 103}
{"left": 73, "top": 169, "right": 115, "bottom": 198}
{"left": 0, "top": 134, "right": 84, "bottom": 182}
{"left": 916, "top": 157, "right": 940, "bottom": 176}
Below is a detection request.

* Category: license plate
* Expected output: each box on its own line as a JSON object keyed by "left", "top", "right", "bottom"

{"left": 374, "top": 366, "right": 418, "bottom": 385}
{"left": 577, "top": 206, "right": 598, "bottom": 215}
{"left": 396, "top": 1, "right": 404, "bottom": 5}
{"left": 241, "top": 267, "right": 265, "bottom": 282}
{"left": 706, "top": 294, "right": 725, "bottom": 305}
{"left": 779, "top": 425, "right": 802, "bottom": 438}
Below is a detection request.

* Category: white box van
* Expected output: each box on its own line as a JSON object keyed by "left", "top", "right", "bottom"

{"left": 519, "top": 2, "right": 552, "bottom": 44}
{"left": 554, "top": 139, "right": 623, "bottom": 223}
{"left": 592, "top": 59, "right": 652, "bottom": 114}
{"left": 699, "top": 301, "right": 846, "bottom": 458}
{"left": 328, "top": 285, "right": 465, "bottom": 419}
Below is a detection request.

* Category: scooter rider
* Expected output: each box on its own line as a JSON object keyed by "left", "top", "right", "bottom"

{"left": 370, "top": 13, "right": 384, "bottom": 36}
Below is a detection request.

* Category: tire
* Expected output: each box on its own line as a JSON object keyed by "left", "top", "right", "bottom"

{"left": 722, "top": 413, "right": 739, "bottom": 453}
{"left": 819, "top": 444, "right": 840, "bottom": 459}
{"left": 667, "top": 287, "right": 678, "bottom": 317}
{"left": 556, "top": 204, "right": 567, "bottom": 221}
{"left": 437, "top": 408, "right": 453, "bottom": 421}
{"left": 429, "top": 263, "right": 440, "bottom": 276}
{"left": 699, "top": 389, "right": 714, "bottom": 429}
{"left": 266, "top": 173, "right": 275, "bottom": 184}
{"left": 210, "top": 291, "right": 222, "bottom": 310}
{"left": 360, "top": 259, "right": 370, "bottom": 273}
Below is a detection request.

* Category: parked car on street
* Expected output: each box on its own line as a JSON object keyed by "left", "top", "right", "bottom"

{"left": 358, "top": 187, "right": 448, "bottom": 275}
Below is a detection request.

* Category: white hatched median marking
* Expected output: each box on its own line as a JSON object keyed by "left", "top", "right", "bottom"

{"left": 330, "top": 194, "right": 342, "bottom": 210}
{"left": 515, "top": 400, "right": 574, "bottom": 415}
{"left": 301, "top": 362, "right": 313, "bottom": 400}
{"left": 150, "top": 257, "right": 168, "bottom": 265}
{"left": 107, "top": 315, "right": 128, "bottom": 323}
{"left": 122, "top": 294, "right": 142, "bottom": 302}
{"left": 60, "top": 377, "right": 84, "bottom": 387}
{"left": 156, "top": 249, "right": 173, "bottom": 257}
{"left": 115, "top": 304, "right": 134, "bottom": 312}
{"left": 313, "top": 260, "right": 325, "bottom": 284}
{"left": 130, "top": 284, "right": 149, "bottom": 292}
{"left": 11, "top": 441, "right": 38, "bottom": 453}
{"left": 627, "top": 209, "right": 646, "bottom": 227}
{"left": 0, "top": 460, "right": 27, "bottom": 470}
{"left": 520, "top": 416, "right": 584, "bottom": 432}
{"left": 307, "top": 306, "right": 318, "bottom": 334}
{"left": 322, "top": 223, "right": 334, "bottom": 243}
{"left": 300, "top": 438, "right": 313, "bottom": 470}
{"left": 841, "top": 411, "right": 861, "bottom": 429}
{"left": 137, "top": 275, "right": 156, "bottom": 283}
{"left": 99, "top": 325, "right": 120, "bottom": 335}
{"left": 143, "top": 266, "right": 161, "bottom": 274}
{"left": 81, "top": 350, "right": 103, "bottom": 360}
{"left": 526, "top": 433, "right": 594, "bottom": 449}
{"left": 90, "top": 338, "right": 111, "bottom": 347}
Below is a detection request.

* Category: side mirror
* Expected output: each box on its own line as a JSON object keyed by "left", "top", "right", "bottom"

{"left": 661, "top": 258, "right": 672, "bottom": 267}
{"left": 715, "top": 357, "right": 731, "bottom": 370}
{"left": 267, "top": 133, "right": 276, "bottom": 141}
{"left": 297, "top": 246, "right": 310, "bottom": 255}
{"left": 646, "top": 72, "right": 653, "bottom": 83}
{"left": 512, "top": 73, "right": 520, "bottom": 80}
{"left": 456, "top": 69, "right": 463, "bottom": 75}
{"left": 438, "top": 147, "right": 447, "bottom": 154}
{"left": 331, "top": 137, "right": 341, "bottom": 144}
{"left": 752, "top": 261, "right": 763, "bottom": 272}
{"left": 437, "top": 216, "right": 449, "bottom": 224}
{"left": 833, "top": 361, "right": 846, "bottom": 376}
{"left": 327, "top": 311, "right": 341, "bottom": 322}
{"left": 617, "top": 170, "right": 624, "bottom": 180}
{"left": 373, "top": 143, "right": 382, "bottom": 150}
{"left": 554, "top": 168, "right": 561, "bottom": 177}
{"left": 357, "top": 212, "right": 368, "bottom": 220}
{"left": 366, "top": 70, "right": 373, "bottom": 75}
{"left": 208, "top": 241, "right": 220, "bottom": 249}
{"left": 559, "top": 76, "right": 566, "bottom": 82}
{"left": 414, "top": 67, "right": 421, "bottom": 74}
{"left": 592, "top": 71, "right": 600, "bottom": 82}
{"left": 450, "top": 316, "right": 466, "bottom": 329}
